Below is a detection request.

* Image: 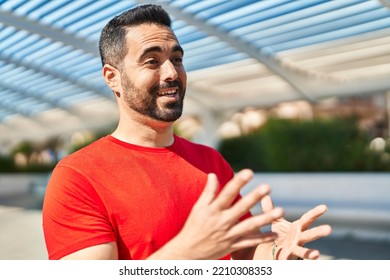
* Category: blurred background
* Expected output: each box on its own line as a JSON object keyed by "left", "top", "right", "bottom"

{"left": 0, "top": 0, "right": 390, "bottom": 259}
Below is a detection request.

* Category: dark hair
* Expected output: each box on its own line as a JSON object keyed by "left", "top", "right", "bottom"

{"left": 99, "top": 4, "right": 172, "bottom": 67}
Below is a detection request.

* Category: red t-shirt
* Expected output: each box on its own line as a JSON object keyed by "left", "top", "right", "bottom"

{"left": 43, "top": 135, "right": 249, "bottom": 259}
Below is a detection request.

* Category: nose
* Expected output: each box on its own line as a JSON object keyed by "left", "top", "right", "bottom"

{"left": 160, "top": 60, "right": 178, "bottom": 82}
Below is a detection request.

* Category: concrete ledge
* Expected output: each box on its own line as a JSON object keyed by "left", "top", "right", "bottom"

{"left": 0, "top": 174, "right": 49, "bottom": 196}
{"left": 241, "top": 173, "right": 390, "bottom": 241}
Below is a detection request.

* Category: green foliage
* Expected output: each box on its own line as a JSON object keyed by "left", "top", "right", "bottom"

{"left": 12, "top": 141, "right": 34, "bottom": 157}
{"left": 13, "top": 163, "right": 56, "bottom": 173}
{"left": 6, "top": 141, "right": 56, "bottom": 173}
{"left": 0, "top": 126, "right": 116, "bottom": 173}
{"left": 218, "top": 118, "right": 389, "bottom": 172}
{"left": 0, "top": 154, "right": 15, "bottom": 172}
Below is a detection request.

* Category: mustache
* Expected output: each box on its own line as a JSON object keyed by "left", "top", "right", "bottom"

{"left": 151, "top": 80, "right": 182, "bottom": 93}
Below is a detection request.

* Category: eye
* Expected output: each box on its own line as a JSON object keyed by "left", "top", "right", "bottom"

{"left": 145, "top": 59, "right": 159, "bottom": 65}
{"left": 172, "top": 56, "right": 183, "bottom": 65}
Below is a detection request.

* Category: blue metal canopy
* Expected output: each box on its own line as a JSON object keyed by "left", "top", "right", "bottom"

{"left": 0, "top": 0, "right": 389, "bottom": 145}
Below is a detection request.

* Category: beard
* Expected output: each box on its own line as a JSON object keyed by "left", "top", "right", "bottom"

{"left": 121, "top": 73, "right": 185, "bottom": 122}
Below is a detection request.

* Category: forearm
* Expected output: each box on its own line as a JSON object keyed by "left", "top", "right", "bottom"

{"left": 146, "top": 235, "right": 197, "bottom": 260}
{"left": 231, "top": 247, "right": 256, "bottom": 260}
{"left": 146, "top": 250, "right": 189, "bottom": 260}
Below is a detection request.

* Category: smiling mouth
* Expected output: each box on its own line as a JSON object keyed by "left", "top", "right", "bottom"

{"left": 157, "top": 88, "right": 178, "bottom": 97}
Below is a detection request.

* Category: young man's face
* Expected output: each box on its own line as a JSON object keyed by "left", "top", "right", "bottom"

{"left": 119, "top": 23, "right": 187, "bottom": 123}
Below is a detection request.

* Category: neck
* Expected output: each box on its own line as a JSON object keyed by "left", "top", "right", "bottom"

{"left": 112, "top": 111, "right": 175, "bottom": 148}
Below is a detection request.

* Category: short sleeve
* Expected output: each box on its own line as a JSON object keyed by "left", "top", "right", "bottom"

{"left": 42, "top": 165, "right": 116, "bottom": 259}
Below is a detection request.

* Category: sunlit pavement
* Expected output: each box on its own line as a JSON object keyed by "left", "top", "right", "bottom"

{"left": 0, "top": 206, "right": 46, "bottom": 260}
{"left": 1, "top": 194, "right": 390, "bottom": 260}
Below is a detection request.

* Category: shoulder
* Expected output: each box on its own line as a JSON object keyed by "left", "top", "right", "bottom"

{"left": 174, "top": 135, "right": 233, "bottom": 181}
{"left": 174, "top": 135, "right": 224, "bottom": 159}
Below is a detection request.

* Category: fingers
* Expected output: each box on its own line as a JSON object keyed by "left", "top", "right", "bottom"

{"left": 260, "top": 192, "right": 274, "bottom": 213}
{"left": 231, "top": 232, "right": 277, "bottom": 251}
{"left": 300, "top": 224, "right": 332, "bottom": 244}
{"left": 227, "top": 184, "right": 271, "bottom": 220}
{"left": 196, "top": 173, "right": 219, "bottom": 206}
{"left": 227, "top": 207, "right": 284, "bottom": 239}
{"left": 292, "top": 246, "right": 320, "bottom": 260}
{"left": 299, "top": 204, "right": 328, "bottom": 230}
{"left": 213, "top": 169, "right": 254, "bottom": 209}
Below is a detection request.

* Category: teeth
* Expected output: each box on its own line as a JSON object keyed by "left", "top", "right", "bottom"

{"left": 158, "top": 89, "right": 177, "bottom": 96}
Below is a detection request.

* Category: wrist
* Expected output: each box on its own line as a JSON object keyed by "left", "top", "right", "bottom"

{"left": 147, "top": 236, "right": 192, "bottom": 260}
{"left": 253, "top": 241, "right": 274, "bottom": 260}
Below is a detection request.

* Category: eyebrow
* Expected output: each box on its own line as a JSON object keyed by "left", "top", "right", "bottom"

{"left": 138, "top": 45, "right": 184, "bottom": 62}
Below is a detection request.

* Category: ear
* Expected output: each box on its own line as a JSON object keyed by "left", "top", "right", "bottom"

{"left": 102, "top": 64, "right": 121, "bottom": 93}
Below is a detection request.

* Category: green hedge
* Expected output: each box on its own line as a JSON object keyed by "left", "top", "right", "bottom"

{"left": 0, "top": 128, "right": 114, "bottom": 173}
{"left": 1, "top": 118, "right": 389, "bottom": 173}
{"left": 0, "top": 155, "right": 16, "bottom": 173}
{"left": 218, "top": 118, "right": 389, "bottom": 172}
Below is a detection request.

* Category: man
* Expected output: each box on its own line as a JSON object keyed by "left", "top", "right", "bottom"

{"left": 42, "top": 4, "right": 331, "bottom": 260}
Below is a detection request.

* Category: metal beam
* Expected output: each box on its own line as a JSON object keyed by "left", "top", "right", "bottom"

{"left": 0, "top": 51, "right": 113, "bottom": 100}
{"left": 144, "top": 0, "right": 316, "bottom": 102}
{"left": 0, "top": 81, "right": 99, "bottom": 124}
{"left": 0, "top": 9, "right": 98, "bottom": 56}
{"left": 0, "top": 93, "right": 40, "bottom": 119}
{"left": 212, "top": 75, "right": 390, "bottom": 111}
{"left": 0, "top": 8, "right": 115, "bottom": 134}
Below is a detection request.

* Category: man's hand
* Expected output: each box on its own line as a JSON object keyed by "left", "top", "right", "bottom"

{"left": 150, "top": 169, "right": 283, "bottom": 260}
{"left": 258, "top": 192, "right": 332, "bottom": 260}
